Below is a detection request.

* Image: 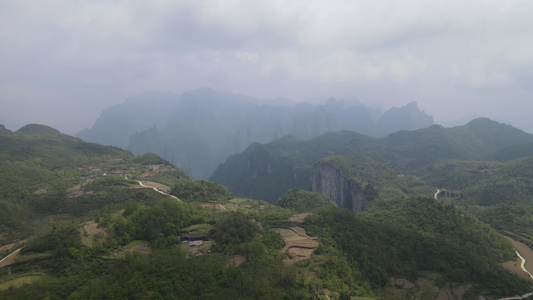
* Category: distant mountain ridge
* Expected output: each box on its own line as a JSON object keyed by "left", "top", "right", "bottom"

{"left": 210, "top": 118, "right": 533, "bottom": 203}
{"left": 77, "top": 88, "right": 433, "bottom": 179}
{"left": 77, "top": 91, "right": 181, "bottom": 149}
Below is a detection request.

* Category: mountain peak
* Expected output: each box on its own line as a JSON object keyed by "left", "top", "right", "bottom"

{"left": 0, "top": 124, "right": 11, "bottom": 134}
{"left": 17, "top": 124, "right": 62, "bottom": 136}
{"left": 465, "top": 117, "right": 495, "bottom": 126}
{"left": 375, "top": 101, "right": 433, "bottom": 137}
{"left": 404, "top": 101, "right": 419, "bottom": 109}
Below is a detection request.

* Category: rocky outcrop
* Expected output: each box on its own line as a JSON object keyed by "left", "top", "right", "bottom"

{"left": 312, "top": 162, "right": 369, "bottom": 214}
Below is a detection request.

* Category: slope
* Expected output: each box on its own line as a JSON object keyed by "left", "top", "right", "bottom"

{"left": 211, "top": 118, "right": 533, "bottom": 203}
{"left": 0, "top": 123, "right": 190, "bottom": 244}
{"left": 1, "top": 124, "right": 531, "bottom": 299}
{"left": 80, "top": 88, "right": 433, "bottom": 179}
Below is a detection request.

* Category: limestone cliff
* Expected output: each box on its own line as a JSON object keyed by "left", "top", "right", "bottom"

{"left": 312, "top": 162, "right": 369, "bottom": 214}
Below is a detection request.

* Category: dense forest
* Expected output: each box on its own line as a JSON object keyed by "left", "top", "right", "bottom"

{"left": 211, "top": 118, "right": 533, "bottom": 203}
{"left": 1, "top": 123, "right": 533, "bottom": 299}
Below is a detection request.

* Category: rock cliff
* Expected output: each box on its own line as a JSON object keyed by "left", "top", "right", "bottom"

{"left": 312, "top": 162, "right": 369, "bottom": 214}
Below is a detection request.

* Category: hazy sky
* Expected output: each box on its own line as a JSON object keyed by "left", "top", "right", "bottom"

{"left": 1, "top": 0, "right": 533, "bottom": 134}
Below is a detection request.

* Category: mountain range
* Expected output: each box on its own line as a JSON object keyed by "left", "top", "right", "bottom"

{"left": 210, "top": 118, "right": 533, "bottom": 204}
{"left": 77, "top": 88, "right": 433, "bottom": 179}
{"left": 2, "top": 122, "right": 533, "bottom": 298}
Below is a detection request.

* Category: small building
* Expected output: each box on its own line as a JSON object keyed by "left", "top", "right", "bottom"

{"left": 181, "top": 232, "right": 208, "bottom": 242}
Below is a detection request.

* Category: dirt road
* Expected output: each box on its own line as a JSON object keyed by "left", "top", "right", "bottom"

{"left": 137, "top": 180, "right": 180, "bottom": 200}
{"left": 0, "top": 248, "right": 22, "bottom": 268}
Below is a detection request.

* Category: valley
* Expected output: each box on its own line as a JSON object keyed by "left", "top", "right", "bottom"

{"left": 2, "top": 118, "right": 533, "bottom": 299}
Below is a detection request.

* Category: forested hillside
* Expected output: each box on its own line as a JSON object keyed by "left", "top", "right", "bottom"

{"left": 419, "top": 155, "right": 533, "bottom": 247}
{"left": 0, "top": 124, "right": 189, "bottom": 244}
{"left": 209, "top": 117, "right": 533, "bottom": 274}
{"left": 211, "top": 118, "right": 533, "bottom": 203}
{"left": 1, "top": 123, "right": 533, "bottom": 299}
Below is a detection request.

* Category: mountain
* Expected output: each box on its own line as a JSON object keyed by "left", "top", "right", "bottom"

{"left": 1, "top": 123, "right": 532, "bottom": 299}
{"left": 211, "top": 118, "right": 533, "bottom": 203}
{"left": 311, "top": 155, "right": 402, "bottom": 214}
{"left": 417, "top": 154, "right": 533, "bottom": 247}
{"left": 78, "top": 88, "right": 433, "bottom": 179}
{"left": 0, "top": 123, "right": 190, "bottom": 243}
{"left": 486, "top": 142, "right": 533, "bottom": 161}
{"left": 374, "top": 101, "right": 434, "bottom": 136}
{"left": 77, "top": 91, "right": 181, "bottom": 149}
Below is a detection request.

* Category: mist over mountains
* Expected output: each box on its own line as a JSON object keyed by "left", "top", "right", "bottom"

{"left": 77, "top": 87, "right": 433, "bottom": 179}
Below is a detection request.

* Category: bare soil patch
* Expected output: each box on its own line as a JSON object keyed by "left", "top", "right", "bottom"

{"left": 392, "top": 278, "right": 415, "bottom": 289}
{"left": 80, "top": 221, "right": 105, "bottom": 247}
{"left": 231, "top": 255, "right": 245, "bottom": 267}
{"left": 390, "top": 274, "right": 470, "bottom": 300}
{"left": 140, "top": 165, "right": 165, "bottom": 177}
{"left": 502, "top": 257, "right": 529, "bottom": 279}
{"left": 289, "top": 226, "right": 308, "bottom": 237}
{"left": 288, "top": 247, "right": 314, "bottom": 261}
{"left": 147, "top": 164, "right": 162, "bottom": 171}
{"left": 126, "top": 245, "right": 152, "bottom": 255}
{"left": 83, "top": 221, "right": 104, "bottom": 236}
{"left": 215, "top": 204, "right": 227, "bottom": 212}
{"left": 0, "top": 241, "right": 22, "bottom": 253}
{"left": 278, "top": 226, "right": 319, "bottom": 264}
{"left": 67, "top": 184, "right": 84, "bottom": 198}
{"left": 451, "top": 284, "right": 472, "bottom": 300}
{"left": 0, "top": 248, "right": 22, "bottom": 268}
{"left": 436, "top": 288, "right": 454, "bottom": 300}
{"left": 289, "top": 213, "right": 310, "bottom": 223}
{"left": 504, "top": 236, "right": 533, "bottom": 277}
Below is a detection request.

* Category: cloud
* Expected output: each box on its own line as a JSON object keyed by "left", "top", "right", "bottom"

{"left": 1, "top": 0, "right": 533, "bottom": 134}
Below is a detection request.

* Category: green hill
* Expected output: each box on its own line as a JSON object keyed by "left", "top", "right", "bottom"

{"left": 412, "top": 154, "right": 533, "bottom": 246}
{"left": 0, "top": 124, "right": 190, "bottom": 244}
{"left": 1, "top": 123, "right": 532, "bottom": 299}
{"left": 486, "top": 143, "right": 533, "bottom": 161}
{"left": 210, "top": 131, "right": 376, "bottom": 203}
{"left": 211, "top": 118, "right": 533, "bottom": 203}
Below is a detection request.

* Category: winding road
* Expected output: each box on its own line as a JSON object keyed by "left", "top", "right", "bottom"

{"left": 498, "top": 237, "right": 533, "bottom": 300}
{"left": 137, "top": 181, "right": 180, "bottom": 201}
{"left": 514, "top": 249, "right": 533, "bottom": 279}
{"left": 0, "top": 248, "right": 22, "bottom": 268}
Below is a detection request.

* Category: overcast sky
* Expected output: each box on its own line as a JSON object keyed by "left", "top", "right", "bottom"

{"left": 1, "top": 0, "right": 533, "bottom": 135}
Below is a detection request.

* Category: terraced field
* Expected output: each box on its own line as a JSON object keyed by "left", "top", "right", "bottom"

{"left": 277, "top": 214, "right": 319, "bottom": 264}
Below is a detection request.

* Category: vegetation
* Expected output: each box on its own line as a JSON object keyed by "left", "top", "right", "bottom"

{"left": 0, "top": 124, "right": 189, "bottom": 243}
{"left": 211, "top": 118, "right": 533, "bottom": 203}
{"left": 208, "top": 211, "right": 260, "bottom": 254}
{"left": 305, "top": 200, "right": 531, "bottom": 296}
{"left": 415, "top": 155, "right": 533, "bottom": 247}
{"left": 171, "top": 180, "right": 233, "bottom": 203}
{"left": 278, "top": 189, "right": 335, "bottom": 213}
{"left": 2, "top": 122, "right": 533, "bottom": 299}
{"left": 133, "top": 152, "right": 170, "bottom": 165}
